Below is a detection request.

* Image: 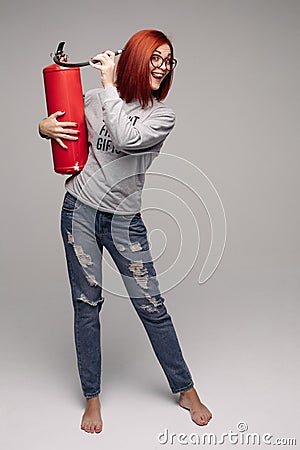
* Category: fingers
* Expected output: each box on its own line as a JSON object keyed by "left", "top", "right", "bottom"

{"left": 50, "top": 126, "right": 79, "bottom": 139}
{"left": 89, "top": 60, "right": 102, "bottom": 70}
{"left": 57, "top": 132, "right": 79, "bottom": 140}
{"left": 89, "top": 54, "right": 106, "bottom": 69}
{"left": 51, "top": 112, "right": 78, "bottom": 128}
{"left": 41, "top": 114, "right": 79, "bottom": 138}
{"left": 57, "top": 126, "right": 79, "bottom": 135}
{"left": 93, "top": 50, "right": 115, "bottom": 61}
{"left": 53, "top": 131, "right": 79, "bottom": 150}
{"left": 105, "top": 50, "right": 115, "bottom": 60}
{"left": 56, "top": 138, "right": 68, "bottom": 150}
{"left": 49, "top": 110, "right": 65, "bottom": 119}
{"left": 52, "top": 131, "right": 78, "bottom": 150}
{"left": 49, "top": 111, "right": 78, "bottom": 128}
{"left": 89, "top": 50, "right": 115, "bottom": 68}
{"left": 90, "top": 51, "right": 115, "bottom": 89}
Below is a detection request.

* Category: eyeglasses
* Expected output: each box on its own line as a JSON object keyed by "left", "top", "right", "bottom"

{"left": 150, "top": 54, "right": 178, "bottom": 71}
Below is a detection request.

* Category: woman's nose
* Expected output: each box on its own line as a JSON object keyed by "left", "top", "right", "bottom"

{"left": 160, "top": 60, "right": 168, "bottom": 71}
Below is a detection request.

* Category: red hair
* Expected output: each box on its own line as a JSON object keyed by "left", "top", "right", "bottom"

{"left": 115, "top": 30, "right": 175, "bottom": 109}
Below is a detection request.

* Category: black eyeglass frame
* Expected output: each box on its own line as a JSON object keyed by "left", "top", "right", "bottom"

{"left": 150, "top": 54, "right": 178, "bottom": 71}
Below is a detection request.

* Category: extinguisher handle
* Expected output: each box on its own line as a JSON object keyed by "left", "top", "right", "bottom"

{"left": 52, "top": 41, "right": 124, "bottom": 68}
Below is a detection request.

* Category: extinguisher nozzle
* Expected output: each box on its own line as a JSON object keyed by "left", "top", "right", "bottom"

{"left": 114, "top": 49, "right": 124, "bottom": 56}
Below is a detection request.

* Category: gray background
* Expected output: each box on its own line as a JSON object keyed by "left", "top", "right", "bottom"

{"left": 0, "top": 0, "right": 299, "bottom": 449}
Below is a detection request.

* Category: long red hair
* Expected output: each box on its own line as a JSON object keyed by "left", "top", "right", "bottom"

{"left": 115, "top": 30, "right": 175, "bottom": 109}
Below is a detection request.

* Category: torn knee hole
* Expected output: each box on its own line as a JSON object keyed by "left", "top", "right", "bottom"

{"left": 67, "top": 231, "right": 74, "bottom": 244}
{"left": 145, "top": 293, "right": 162, "bottom": 308}
{"left": 86, "top": 274, "right": 97, "bottom": 286}
{"left": 140, "top": 294, "right": 163, "bottom": 312}
{"left": 78, "top": 294, "right": 104, "bottom": 307}
{"left": 129, "top": 261, "right": 149, "bottom": 289}
{"left": 74, "top": 245, "right": 93, "bottom": 268}
{"left": 129, "top": 241, "right": 142, "bottom": 252}
{"left": 141, "top": 304, "right": 159, "bottom": 313}
{"left": 66, "top": 233, "right": 93, "bottom": 268}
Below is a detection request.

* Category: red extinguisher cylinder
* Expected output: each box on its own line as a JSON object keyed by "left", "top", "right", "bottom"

{"left": 43, "top": 64, "right": 88, "bottom": 174}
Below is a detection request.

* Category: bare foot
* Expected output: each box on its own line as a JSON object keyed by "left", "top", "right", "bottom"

{"left": 81, "top": 396, "right": 103, "bottom": 433}
{"left": 179, "top": 387, "right": 212, "bottom": 426}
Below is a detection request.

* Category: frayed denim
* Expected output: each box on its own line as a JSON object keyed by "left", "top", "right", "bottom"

{"left": 60, "top": 192, "right": 194, "bottom": 397}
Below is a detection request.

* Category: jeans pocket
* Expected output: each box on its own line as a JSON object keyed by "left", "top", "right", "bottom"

{"left": 62, "top": 192, "right": 82, "bottom": 212}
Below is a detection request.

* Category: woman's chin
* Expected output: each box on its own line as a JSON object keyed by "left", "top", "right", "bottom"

{"left": 151, "top": 83, "right": 161, "bottom": 91}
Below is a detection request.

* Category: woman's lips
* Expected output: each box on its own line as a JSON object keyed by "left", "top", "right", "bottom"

{"left": 151, "top": 71, "right": 165, "bottom": 80}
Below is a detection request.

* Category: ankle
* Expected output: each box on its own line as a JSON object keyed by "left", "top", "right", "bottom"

{"left": 180, "top": 387, "right": 195, "bottom": 396}
{"left": 86, "top": 396, "right": 99, "bottom": 404}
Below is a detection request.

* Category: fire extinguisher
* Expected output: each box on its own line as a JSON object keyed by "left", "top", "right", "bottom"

{"left": 42, "top": 42, "right": 123, "bottom": 174}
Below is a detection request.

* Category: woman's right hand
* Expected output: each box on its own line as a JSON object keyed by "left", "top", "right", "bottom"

{"left": 39, "top": 111, "right": 79, "bottom": 149}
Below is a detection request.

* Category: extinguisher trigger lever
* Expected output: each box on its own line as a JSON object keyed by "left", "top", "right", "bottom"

{"left": 51, "top": 41, "right": 68, "bottom": 62}
{"left": 57, "top": 41, "right": 65, "bottom": 53}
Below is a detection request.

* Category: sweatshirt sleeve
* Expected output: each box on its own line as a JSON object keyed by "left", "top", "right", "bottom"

{"left": 98, "top": 86, "right": 175, "bottom": 153}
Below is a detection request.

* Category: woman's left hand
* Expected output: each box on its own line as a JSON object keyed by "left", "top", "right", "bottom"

{"left": 89, "top": 51, "right": 115, "bottom": 89}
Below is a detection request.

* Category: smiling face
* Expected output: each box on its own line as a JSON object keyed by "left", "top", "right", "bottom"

{"left": 149, "top": 43, "right": 172, "bottom": 91}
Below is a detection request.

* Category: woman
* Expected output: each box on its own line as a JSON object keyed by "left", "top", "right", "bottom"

{"left": 39, "top": 29, "right": 212, "bottom": 434}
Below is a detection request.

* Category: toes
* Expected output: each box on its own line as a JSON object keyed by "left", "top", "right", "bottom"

{"left": 192, "top": 413, "right": 209, "bottom": 426}
{"left": 196, "top": 418, "right": 206, "bottom": 426}
{"left": 202, "top": 413, "right": 212, "bottom": 425}
{"left": 84, "top": 422, "right": 93, "bottom": 433}
{"left": 81, "top": 423, "right": 89, "bottom": 433}
{"left": 81, "top": 420, "right": 102, "bottom": 434}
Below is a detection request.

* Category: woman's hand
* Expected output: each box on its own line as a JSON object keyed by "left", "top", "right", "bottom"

{"left": 89, "top": 51, "right": 115, "bottom": 89}
{"left": 39, "top": 111, "right": 79, "bottom": 149}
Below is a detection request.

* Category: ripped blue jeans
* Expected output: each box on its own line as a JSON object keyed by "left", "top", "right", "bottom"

{"left": 60, "top": 191, "right": 194, "bottom": 398}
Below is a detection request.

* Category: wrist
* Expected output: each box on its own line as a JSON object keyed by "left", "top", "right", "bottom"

{"left": 39, "top": 119, "right": 50, "bottom": 139}
{"left": 103, "top": 82, "right": 115, "bottom": 89}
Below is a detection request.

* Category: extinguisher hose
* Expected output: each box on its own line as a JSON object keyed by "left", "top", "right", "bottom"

{"left": 52, "top": 41, "right": 123, "bottom": 68}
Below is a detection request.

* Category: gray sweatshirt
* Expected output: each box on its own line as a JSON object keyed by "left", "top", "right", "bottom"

{"left": 65, "top": 86, "right": 175, "bottom": 214}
